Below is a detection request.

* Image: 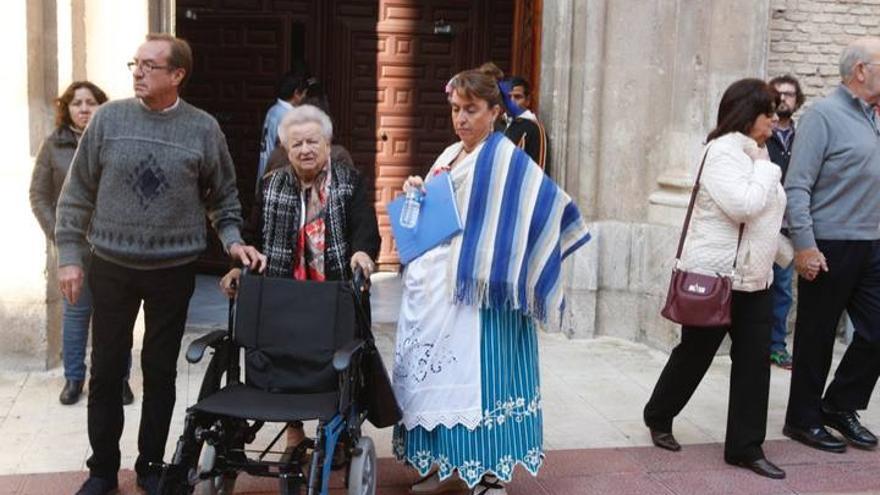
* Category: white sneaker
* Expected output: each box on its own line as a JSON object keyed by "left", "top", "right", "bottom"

{"left": 410, "top": 469, "right": 469, "bottom": 494}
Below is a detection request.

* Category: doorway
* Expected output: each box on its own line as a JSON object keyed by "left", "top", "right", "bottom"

{"left": 174, "top": 0, "right": 526, "bottom": 270}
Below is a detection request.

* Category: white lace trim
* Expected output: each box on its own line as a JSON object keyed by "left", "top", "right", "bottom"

{"left": 401, "top": 410, "right": 483, "bottom": 431}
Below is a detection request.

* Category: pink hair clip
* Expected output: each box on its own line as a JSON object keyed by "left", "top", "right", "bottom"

{"left": 444, "top": 77, "right": 455, "bottom": 95}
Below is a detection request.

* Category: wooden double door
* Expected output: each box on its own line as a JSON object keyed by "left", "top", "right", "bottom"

{"left": 177, "top": 0, "right": 533, "bottom": 269}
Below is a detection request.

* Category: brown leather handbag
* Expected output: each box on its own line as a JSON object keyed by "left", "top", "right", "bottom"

{"left": 660, "top": 147, "right": 743, "bottom": 328}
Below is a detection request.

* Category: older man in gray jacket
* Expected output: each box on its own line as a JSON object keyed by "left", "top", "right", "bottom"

{"left": 783, "top": 37, "right": 880, "bottom": 454}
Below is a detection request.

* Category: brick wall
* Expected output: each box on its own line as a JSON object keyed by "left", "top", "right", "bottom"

{"left": 768, "top": 0, "right": 880, "bottom": 102}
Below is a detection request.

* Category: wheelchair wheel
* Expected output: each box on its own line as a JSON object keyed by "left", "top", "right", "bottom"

{"left": 347, "top": 436, "right": 376, "bottom": 495}
{"left": 279, "top": 474, "right": 304, "bottom": 495}
{"left": 194, "top": 445, "right": 237, "bottom": 495}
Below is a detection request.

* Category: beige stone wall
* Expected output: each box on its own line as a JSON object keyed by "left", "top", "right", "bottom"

{"left": 768, "top": 0, "right": 880, "bottom": 100}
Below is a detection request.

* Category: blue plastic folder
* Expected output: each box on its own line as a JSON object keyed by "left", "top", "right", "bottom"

{"left": 388, "top": 172, "right": 463, "bottom": 264}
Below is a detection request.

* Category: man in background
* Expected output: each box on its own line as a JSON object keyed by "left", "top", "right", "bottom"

{"left": 501, "top": 75, "right": 551, "bottom": 172}
{"left": 256, "top": 67, "right": 311, "bottom": 188}
{"left": 766, "top": 74, "right": 805, "bottom": 370}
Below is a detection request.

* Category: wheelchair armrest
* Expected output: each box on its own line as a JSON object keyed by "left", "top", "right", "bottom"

{"left": 333, "top": 339, "right": 366, "bottom": 372}
{"left": 186, "top": 330, "right": 229, "bottom": 364}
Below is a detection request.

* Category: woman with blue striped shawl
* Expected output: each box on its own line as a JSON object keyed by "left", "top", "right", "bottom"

{"left": 392, "top": 67, "right": 591, "bottom": 495}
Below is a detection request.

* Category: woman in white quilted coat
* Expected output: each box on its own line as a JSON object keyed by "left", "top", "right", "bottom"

{"left": 643, "top": 78, "right": 789, "bottom": 480}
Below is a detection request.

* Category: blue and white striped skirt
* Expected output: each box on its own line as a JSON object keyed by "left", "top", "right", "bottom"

{"left": 393, "top": 308, "right": 544, "bottom": 488}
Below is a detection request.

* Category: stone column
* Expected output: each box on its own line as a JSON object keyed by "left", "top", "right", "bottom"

{"left": 539, "top": 0, "right": 771, "bottom": 346}
{"left": 0, "top": 0, "right": 59, "bottom": 370}
{"left": 539, "top": 0, "right": 604, "bottom": 338}
{"left": 648, "top": 0, "right": 771, "bottom": 227}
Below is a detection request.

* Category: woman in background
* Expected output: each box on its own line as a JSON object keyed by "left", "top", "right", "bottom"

{"left": 30, "top": 81, "right": 134, "bottom": 406}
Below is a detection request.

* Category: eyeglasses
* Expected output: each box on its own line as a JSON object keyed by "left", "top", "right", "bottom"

{"left": 777, "top": 91, "right": 797, "bottom": 98}
{"left": 127, "top": 60, "right": 173, "bottom": 74}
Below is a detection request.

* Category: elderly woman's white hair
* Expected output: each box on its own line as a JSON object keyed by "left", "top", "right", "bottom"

{"left": 277, "top": 104, "right": 334, "bottom": 147}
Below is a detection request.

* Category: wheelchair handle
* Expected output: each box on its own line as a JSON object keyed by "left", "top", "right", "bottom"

{"left": 352, "top": 266, "right": 367, "bottom": 293}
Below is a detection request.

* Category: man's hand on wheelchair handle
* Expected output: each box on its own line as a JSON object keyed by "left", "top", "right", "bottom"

{"left": 219, "top": 268, "right": 241, "bottom": 299}
{"left": 229, "top": 242, "right": 267, "bottom": 273}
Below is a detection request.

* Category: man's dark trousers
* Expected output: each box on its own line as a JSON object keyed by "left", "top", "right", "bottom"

{"left": 786, "top": 240, "right": 880, "bottom": 429}
{"left": 86, "top": 256, "right": 196, "bottom": 481}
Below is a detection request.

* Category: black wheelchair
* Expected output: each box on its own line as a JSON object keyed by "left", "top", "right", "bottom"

{"left": 157, "top": 269, "right": 382, "bottom": 495}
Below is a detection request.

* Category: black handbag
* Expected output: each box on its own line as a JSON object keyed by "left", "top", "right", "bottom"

{"left": 660, "top": 146, "right": 743, "bottom": 328}
{"left": 351, "top": 291, "right": 403, "bottom": 428}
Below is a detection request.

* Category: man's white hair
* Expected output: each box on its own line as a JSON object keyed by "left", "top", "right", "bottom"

{"left": 839, "top": 37, "right": 880, "bottom": 81}
{"left": 839, "top": 44, "right": 869, "bottom": 81}
{"left": 278, "top": 104, "right": 333, "bottom": 147}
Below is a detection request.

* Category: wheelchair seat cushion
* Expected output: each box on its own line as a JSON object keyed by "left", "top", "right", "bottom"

{"left": 190, "top": 383, "right": 339, "bottom": 422}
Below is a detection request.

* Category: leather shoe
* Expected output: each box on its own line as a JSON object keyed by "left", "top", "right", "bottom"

{"left": 136, "top": 473, "right": 159, "bottom": 495}
{"left": 122, "top": 380, "right": 135, "bottom": 406}
{"left": 822, "top": 406, "right": 878, "bottom": 450}
{"left": 728, "top": 457, "right": 786, "bottom": 479}
{"left": 782, "top": 424, "right": 846, "bottom": 453}
{"left": 650, "top": 429, "right": 681, "bottom": 452}
{"left": 59, "top": 379, "right": 84, "bottom": 405}
{"left": 75, "top": 476, "right": 118, "bottom": 495}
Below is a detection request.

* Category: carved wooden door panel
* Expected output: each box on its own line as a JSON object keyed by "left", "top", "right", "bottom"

{"left": 177, "top": 14, "right": 292, "bottom": 207}
{"left": 336, "top": 0, "right": 474, "bottom": 267}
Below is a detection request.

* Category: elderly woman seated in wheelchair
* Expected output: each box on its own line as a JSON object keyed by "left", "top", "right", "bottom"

{"left": 157, "top": 105, "right": 390, "bottom": 495}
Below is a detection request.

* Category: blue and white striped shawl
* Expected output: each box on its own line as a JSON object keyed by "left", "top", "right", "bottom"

{"left": 451, "top": 132, "right": 591, "bottom": 322}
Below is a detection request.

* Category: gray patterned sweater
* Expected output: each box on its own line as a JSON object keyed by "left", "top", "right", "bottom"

{"left": 55, "top": 98, "right": 244, "bottom": 269}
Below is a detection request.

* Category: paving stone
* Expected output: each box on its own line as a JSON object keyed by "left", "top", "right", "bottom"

{"left": 539, "top": 448, "right": 642, "bottom": 477}
{"left": 650, "top": 468, "right": 796, "bottom": 495}
{"left": 538, "top": 472, "right": 675, "bottom": 495}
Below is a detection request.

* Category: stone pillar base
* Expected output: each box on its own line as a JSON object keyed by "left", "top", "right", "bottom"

{"left": 648, "top": 169, "right": 693, "bottom": 228}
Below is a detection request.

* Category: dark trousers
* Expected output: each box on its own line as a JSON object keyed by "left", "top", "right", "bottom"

{"left": 86, "top": 256, "right": 196, "bottom": 480}
{"left": 644, "top": 289, "right": 773, "bottom": 462}
{"left": 785, "top": 240, "right": 880, "bottom": 429}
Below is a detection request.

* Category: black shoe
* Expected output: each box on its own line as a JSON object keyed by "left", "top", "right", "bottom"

{"left": 782, "top": 424, "right": 846, "bottom": 453}
{"left": 59, "top": 379, "right": 84, "bottom": 405}
{"left": 136, "top": 473, "right": 159, "bottom": 495}
{"left": 122, "top": 380, "right": 135, "bottom": 406}
{"left": 75, "top": 476, "right": 118, "bottom": 495}
{"left": 822, "top": 406, "right": 878, "bottom": 450}
{"left": 649, "top": 428, "right": 681, "bottom": 452}
{"left": 728, "top": 457, "right": 786, "bottom": 479}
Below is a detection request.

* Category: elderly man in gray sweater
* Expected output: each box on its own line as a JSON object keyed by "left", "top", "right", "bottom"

{"left": 56, "top": 34, "right": 265, "bottom": 495}
{"left": 783, "top": 37, "right": 880, "bottom": 455}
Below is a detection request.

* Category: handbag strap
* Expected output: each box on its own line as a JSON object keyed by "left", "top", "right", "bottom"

{"left": 675, "top": 145, "right": 745, "bottom": 270}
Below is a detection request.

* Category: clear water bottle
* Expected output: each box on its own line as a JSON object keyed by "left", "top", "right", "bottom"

{"left": 400, "top": 187, "right": 423, "bottom": 229}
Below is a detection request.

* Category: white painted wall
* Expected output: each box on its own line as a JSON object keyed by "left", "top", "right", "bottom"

{"left": 84, "top": 0, "right": 149, "bottom": 100}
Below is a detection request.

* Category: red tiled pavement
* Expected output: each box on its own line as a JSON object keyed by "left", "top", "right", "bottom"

{"left": 2, "top": 440, "right": 879, "bottom": 495}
